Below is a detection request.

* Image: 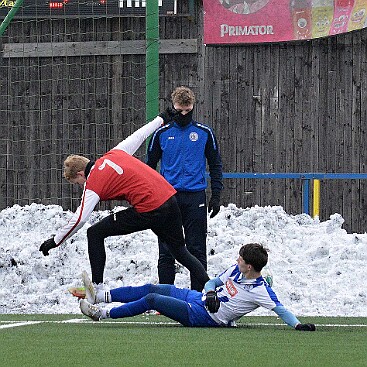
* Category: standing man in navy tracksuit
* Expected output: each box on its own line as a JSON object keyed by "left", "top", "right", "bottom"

{"left": 147, "top": 86, "right": 223, "bottom": 291}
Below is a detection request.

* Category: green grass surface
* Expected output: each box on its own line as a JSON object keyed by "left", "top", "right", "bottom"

{"left": 1, "top": 315, "right": 366, "bottom": 366}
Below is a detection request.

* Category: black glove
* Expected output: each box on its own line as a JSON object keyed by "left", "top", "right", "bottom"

{"left": 159, "top": 107, "right": 177, "bottom": 125}
{"left": 205, "top": 291, "right": 220, "bottom": 313}
{"left": 208, "top": 192, "right": 221, "bottom": 218}
{"left": 39, "top": 238, "right": 57, "bottom": 256}
{"left": 295, "top": 323, "right": 316, "bottom": 331}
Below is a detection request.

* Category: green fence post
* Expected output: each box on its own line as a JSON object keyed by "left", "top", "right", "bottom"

{"left": 0, "top": 0, "right": 24, "bottom": 37}
{"left": 146, "top": 0, "right": 159, "bottom": 123}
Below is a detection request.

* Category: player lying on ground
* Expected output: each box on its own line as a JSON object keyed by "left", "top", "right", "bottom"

{"left": 79, "top": 243, "right": 316, "bottom": 330}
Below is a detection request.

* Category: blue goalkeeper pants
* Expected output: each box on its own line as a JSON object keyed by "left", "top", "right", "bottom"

{"left": 109, "top": 284, "right": 219, "bottom": 327}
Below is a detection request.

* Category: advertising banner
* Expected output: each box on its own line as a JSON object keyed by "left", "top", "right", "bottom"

{"left": 203, "top": 0, "right": 367, "bottom": 44}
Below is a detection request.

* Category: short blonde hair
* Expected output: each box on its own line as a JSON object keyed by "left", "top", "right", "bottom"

{"left": 171, "top": 86, "right": 195, "bottom": 106}
{"left": 63, "top": 155, "right": 90, "bottom": 180}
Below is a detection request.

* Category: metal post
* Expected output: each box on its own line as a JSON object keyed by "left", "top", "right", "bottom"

{"left": 145, "top": 0, "right": 160, "bottom": 122}
{"left": 313, "top": 179, "right": 320, "bottom": 218}
{"left": 189, "top": 0, "right": 195, "bottom": 15}
{"left": 302, "top": 179, "right": 310, "bottom": 215}
{"left": 0, "top": 0, "right": 24, "bottom": 37}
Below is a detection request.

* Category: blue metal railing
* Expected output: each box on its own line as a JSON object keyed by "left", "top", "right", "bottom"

{"left": 213, "top": 173, "right": 367, "bottom": 215}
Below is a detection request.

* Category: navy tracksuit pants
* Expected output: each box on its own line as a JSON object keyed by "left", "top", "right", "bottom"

{"left": 158, "top": 190, "right": 207, "bottom": 291}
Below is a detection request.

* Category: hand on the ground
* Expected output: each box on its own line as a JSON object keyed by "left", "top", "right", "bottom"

{"left": 295, "top": 323, "right": 316, "bottom": 331}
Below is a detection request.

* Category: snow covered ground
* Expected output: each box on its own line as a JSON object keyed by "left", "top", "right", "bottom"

{"left": 0, "top": 203, "right": 366, "bottom": 317}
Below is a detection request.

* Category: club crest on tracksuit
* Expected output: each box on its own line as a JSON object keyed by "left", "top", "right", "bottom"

{"left": 189, "top": 132, "right": 199, "bottom": 141}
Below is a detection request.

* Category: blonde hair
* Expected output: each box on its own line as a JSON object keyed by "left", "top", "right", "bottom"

{"left": 63, "top": 155, "right": 90, "bottom": 180}
{"left": 171, "top": 86, "right": 196, "bottom": 106}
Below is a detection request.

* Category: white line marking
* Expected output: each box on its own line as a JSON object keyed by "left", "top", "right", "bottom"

{"left": 246, "top": 323, "right": 367, "bottom": 328}
{"left": 68, "top": 320, "right": 181, "bottom": 325}
{"left": 0, "top": 320, "right": 366, "bottom": 328}
{"left": 0, "top": 321, "right": 42, "bottom": 329}
{"left": 61, "top": 318, "right": 89, "bottom": 323}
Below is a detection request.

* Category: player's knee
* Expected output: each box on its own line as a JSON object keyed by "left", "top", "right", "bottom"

{"left": 87, "top": 225, "right": 96, "bottom": 238}
{"left": 144, "top": 293, "right": 158, "bottom": 309}
{"left": 141, "top": 284, "right": 155, "bottom": 294}
{"left": 87, "top": 224, "right": 105, "bottom": 241}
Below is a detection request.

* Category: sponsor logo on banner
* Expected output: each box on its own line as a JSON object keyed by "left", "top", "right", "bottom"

{"left": 203, "top": 0, "right": 367, "bottom": 44}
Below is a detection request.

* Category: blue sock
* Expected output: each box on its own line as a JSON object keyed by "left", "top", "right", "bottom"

{"left": 110, "top": 284, "right": 152, "bottom": 303}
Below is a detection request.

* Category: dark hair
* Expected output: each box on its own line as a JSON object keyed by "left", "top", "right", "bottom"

{"left": 239, "top": 243, "right": 268, "bottom": 272}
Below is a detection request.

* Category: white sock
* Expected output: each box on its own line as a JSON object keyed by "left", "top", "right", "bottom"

{"left": 96, "top": 290, "right": 112, "bottom": 303}
{"left": 101, "top": 308, "right": 110, "bottom": 319}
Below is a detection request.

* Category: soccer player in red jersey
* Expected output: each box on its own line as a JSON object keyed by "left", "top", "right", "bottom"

{"left": 39, "top": 116, "right": 210, "bottom": 288}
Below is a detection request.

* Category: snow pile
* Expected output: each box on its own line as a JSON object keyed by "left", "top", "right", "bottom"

{"left": 0, "top": 203, "right": 366, "bottom": 316}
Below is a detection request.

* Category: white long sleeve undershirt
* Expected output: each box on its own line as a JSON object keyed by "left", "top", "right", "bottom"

{"left": 53, "top": 116, "right": 163, "bottom": 246}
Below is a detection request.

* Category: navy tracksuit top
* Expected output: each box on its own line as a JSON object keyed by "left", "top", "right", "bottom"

{"left": 147, "top": 121, "right": 223, "bottom": 193}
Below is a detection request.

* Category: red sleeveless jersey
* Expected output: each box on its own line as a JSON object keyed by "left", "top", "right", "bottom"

{"left": 86, "top": 149, "right": 176, "bottom": 213}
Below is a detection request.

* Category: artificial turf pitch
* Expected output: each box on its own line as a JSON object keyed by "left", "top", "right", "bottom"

{"left": 1, "top": 314, "right": 366, "bottom": 367}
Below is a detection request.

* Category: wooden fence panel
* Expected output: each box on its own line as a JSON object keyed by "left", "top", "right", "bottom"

{"left": 2, "top": 2, "right": 367, "bottom": 232}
